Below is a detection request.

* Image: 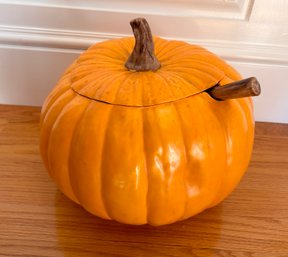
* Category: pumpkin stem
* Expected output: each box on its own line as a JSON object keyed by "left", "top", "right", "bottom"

{"left": 207, "top": 77, "right": 261, "bottom": 101}
{"left": 125, "top": 17, "right": 161, "bottom": 72}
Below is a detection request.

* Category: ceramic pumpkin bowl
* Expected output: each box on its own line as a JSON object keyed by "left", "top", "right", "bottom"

{"left": 40, "top": 18, "right": 261, "bottom": 226}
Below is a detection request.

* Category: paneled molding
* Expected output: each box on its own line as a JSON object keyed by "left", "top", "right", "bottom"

{"left": 0, "top": 0, "right": 253, "bottom": 20}
{"left": 1, "top": 25, "right": 288, "bottom": 66}
{"left": 1, "top": 0, "right": 286, "bottom": 48}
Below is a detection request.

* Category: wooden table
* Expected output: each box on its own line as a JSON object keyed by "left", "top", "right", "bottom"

{"left": 0, "top": 104, "right": 288, "bottom": 257}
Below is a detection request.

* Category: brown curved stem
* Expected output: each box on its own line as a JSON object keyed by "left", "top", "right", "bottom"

{"left": 125, "top": 17, "right": 161, "bottom": 72}
{"left": 207, "top": 77, "right": 261, "bottom": 101}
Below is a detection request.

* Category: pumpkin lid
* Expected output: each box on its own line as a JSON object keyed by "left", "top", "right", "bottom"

{"left": 69, "top": 18, "right": 252, "bottom": 107}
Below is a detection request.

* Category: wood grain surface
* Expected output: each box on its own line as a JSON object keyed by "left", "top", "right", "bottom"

{"left": 0, "top": 104, "right": 287, "bottom": 257}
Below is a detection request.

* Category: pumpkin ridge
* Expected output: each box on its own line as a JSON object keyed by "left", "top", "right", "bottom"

{"left": 163, "top": 59, "right": 226, "bottom": 74}
{"left": 205, "top": 95, "right": 229, "bottom": 208}
{"left": 154, "top": 72, "right": 177, "bottom": 98}
{"left": 67, "top": 100, "right": 95, "bottom": 205}
{"left": 41, "top": 73, "right": 72, "bottom": 123}
{"left": 159, "top": 69, "right": 221, "bottom": 96}
{"left": 78, "top": 50, "right": 126, "bottom": 62}
{"left": 77, "top": 53, "right": 122, "bottom": 64}
{"left": 47, "top": 95, "right": 89, "bottom": 203}
{"left": 71, "top": 70, "right": 116, "bottom": 92}
{"left": 87, "top": 43, "right": 129, "bottom": 61}
{"left": 164, "top": 67, "right": 224, "bottom": 82}
{"left": 224, "top": 98, "right": 252, "bottom": 198}
{"left": 117, "top": 37, "right": 135, "bottom": 57}
{"left": 78, "top": 51, "right": 123, "bottom": 62}
{"left": 143, "top": 104, "right": 187, "bottom": 225}
{"left": 178, "top": 95, "right": 228, "bottom": 218}
{"left": 41, "top": 90, "right": 76, "bottom": 177}
{"left": 41, "top": 84, "right": 70, "bottom": 125}
{"left": 73, "top": 63, "right": 124, "bottom": 72}
{"left": 90, "top": 73, "right": 128, "bottom": 101}
{"left": 143, "top": 72, "right": 186, "bottom": 224}
{"left": 99, "top": 105, "right": 116, "bottom": 220}
{"left": 100, "top": 106, "right": 148, "bottom": 224}
{"left": 172, "top": 102, "right": 191, "bottom": 219}
{"left": 141, "top": 107, "right": 149, "bottom": 224}
{"left": 42, "top": 88, "right": 74, "bottom": 131}
{"left": 72, "top": 71, "right": 128, "bottom": 100}
{"left": 142, "top": 108, "right": 158, "bottom": 224}
{"left": 203, "top": 92, "right": 254, "bottom": 207}
{"left": 155, "top": 40, "right": 189, "bottom": 60}
{"left": 196, "top": 96, "right": 212, "bottom": 208}
{"left": 158, "top": 46, "right": 206, "bottom": 63}
{"left": 164, "top": 70, "right": 215, "bottom": 92}
{"left": 161, "top": 46, "right": 211, "bottom": 61}
{"left": 112, "top": 72, "right": 141, "bottom": 105}
{"left": 68, "top": 102, "right": 113, "bottom": 219}
{"left": 157, "top": 71, "right": 197, "bottom": 105}
{"left": 84, "top": 73, "right": 119, "bottom": 95}
{"left": 172, "top": 103, "right": 189, "bottom": 221}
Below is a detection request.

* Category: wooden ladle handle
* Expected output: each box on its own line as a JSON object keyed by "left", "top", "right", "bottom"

{"left": 207, "top": 77, "right": 261, "bottom": 101}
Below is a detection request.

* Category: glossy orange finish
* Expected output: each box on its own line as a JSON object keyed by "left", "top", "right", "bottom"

{"left": 40, "top": 37, "right": 254, "bottom": 226}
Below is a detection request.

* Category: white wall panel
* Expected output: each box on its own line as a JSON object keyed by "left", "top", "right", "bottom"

{"left": 0, "top": 46, "right": 78, "bottom": 106}
{"left": 0, "top": 0, "right": 253, "bottom": 20}
{"left": 230, "top": 62, "right": 288, "bottom": 123}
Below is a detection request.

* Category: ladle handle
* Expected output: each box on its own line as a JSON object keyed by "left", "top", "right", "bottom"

{"left": 207, "top": 77, "right": 261, "bottom": 101}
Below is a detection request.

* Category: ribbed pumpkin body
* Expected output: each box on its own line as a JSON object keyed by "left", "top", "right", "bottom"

{"left": 40, "top": 37, "right": 254, "bottom": 226}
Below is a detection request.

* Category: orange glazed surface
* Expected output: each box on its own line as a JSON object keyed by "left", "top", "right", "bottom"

{"left": 40, "top": 36, "right": 254, "bottom": 226}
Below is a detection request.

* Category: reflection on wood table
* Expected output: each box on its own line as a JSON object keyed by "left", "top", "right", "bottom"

{"left": 0, "top": 104, "right": 288, "bottom": 257}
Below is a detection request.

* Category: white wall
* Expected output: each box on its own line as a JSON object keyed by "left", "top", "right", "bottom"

{"left": 0, "top": 0, "right": 287, "bottom": 123}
